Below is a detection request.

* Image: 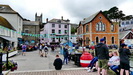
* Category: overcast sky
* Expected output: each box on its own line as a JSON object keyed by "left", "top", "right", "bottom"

{"left": 0, "top": 0, "right": 133, "bottom": 23}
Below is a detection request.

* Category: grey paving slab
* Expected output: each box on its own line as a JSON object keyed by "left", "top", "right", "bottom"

{"left": 9, "top": 48, "right": 77, "bottom": 71}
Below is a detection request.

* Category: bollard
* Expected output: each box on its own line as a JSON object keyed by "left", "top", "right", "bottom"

{"left": 6, "top": 51, "right": 8, "bottom": 70}
{"left": 0, "top": 52, "right": 3, "bottom": 75}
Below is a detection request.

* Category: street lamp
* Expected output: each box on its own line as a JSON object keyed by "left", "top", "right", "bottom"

{"left": 0, "top": 52, "right": 3, "bottom": 75}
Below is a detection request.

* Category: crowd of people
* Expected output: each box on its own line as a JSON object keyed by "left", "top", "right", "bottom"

{"left": 85, "top": 38, "right": 132, "bottom": 75}
{"left": 20, "top": 38, "right": 132, "bottom": 75}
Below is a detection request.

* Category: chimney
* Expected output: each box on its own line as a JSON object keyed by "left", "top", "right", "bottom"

{"left": 46, "top": 18, "right": 48, "bottom": 23}
{"left": 61, "top": 16, "right": 63, "bottom": 20}
{"left": 66, "top": 19, "right": 70, "bottom": 22}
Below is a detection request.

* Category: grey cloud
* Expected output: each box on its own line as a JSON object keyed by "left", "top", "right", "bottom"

{"left": 60, "top": 0, "right": 126, "bottom": 22}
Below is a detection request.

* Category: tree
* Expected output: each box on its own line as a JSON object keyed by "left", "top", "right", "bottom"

{"left": 103, "top": 6, "right": 133, "bottom": 22}
{"left": 71, "top": 27, "right": 77, "bottom": 34}
{"left": 103, "top": 6, "right": 125, "bottom": 22}
{"left": 121, "top": 15, "right": 133, "bottom": 20}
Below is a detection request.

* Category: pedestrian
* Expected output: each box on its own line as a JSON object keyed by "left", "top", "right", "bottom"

{"left": 22, "top": 44, "right": 27, "bottom": 56}
{"left": 63, "top": 45, "right": 69, "bottom": 64}
{"left": 53, "top": 55, "right": 63, "bottom": 70}
{"left": 119, "top": 44, "right": 131, "bottom": 75}
{"left": 39, "top": 43, "right": 43, "bottom": 57}
{"left": 43, "top": 45, "right": 48, "bottom": 57}
{"left": 95, "top": 38, "right": 109, "bottom": 75}
{"left": 51, "top": 45, "right": 55, "bottom": 52}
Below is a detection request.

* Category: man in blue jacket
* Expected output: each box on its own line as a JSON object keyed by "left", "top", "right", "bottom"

{"left": 95, "top": 38, "right": 109, "bottom": 75}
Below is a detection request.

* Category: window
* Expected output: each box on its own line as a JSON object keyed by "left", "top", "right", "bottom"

{"left": 65, "top": 37, "right": 67, "bottom": 40}
{"left": 96, "top": 22, "right": 105, "bottom": 31}
{"left": 96, "top": 24, "right": 99, "bottom": 31}
{"left": 111, "top": 24, "right": 114, "bottom": 31}
{"left": 86, "top": 37, "right": 89, "bottom": 44}
{"left": 52, "top": 29, "right": 55, "bottom": 33}
{"left": 131, "top": 21, "right": 133, "bottom": 24}
{"left": 112, "top": 37, "right": 114, "bottom": 44}
{"left": 96, "top": 37, "right": 99, "bottom": 44}
{"left": 99, "top": 16, "right": 102, "bottom": 19}
{"left": 126, "top": 21, "right": 129, "bottom": 24}
{"left": 64, "top": 25, "right": 67, "bottom": 28}
{"left": 58, "top": 30, "right": 61, "bottom": 34}
{"left": 86, "top": 25, "right": 89, "bottom": 32}
{"left": 52, "top": 38, "right": 55, "bottom": 42}
{"left": 99, "top": 22, "right": 102, "bottom": 31}
{"left": 102, "top": 24, "right": 105, "bottom": 31}
{"left": 65, "top": 30, "right": 67, "bottom": 34}
{"left": 122, "top": 22, "right": 125, "bottom": 25}
{"left": 52, "top": 24, "right": 55, "bottom": 27}
{"left": 25, "top": 29, "right": 29, "bottom": 33}
{"left": 59, "top": 24, "right": 61, "bottom": 28}
{"left": 0, "top": 28, "right": 4, "bottom": 35}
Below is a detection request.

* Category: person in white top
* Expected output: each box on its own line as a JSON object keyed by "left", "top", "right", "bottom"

{"left": 43, "top": 45, "right": 49, "bottom": 57}
{"left": 108, "top": 51, "right": 120, "bottom": 75}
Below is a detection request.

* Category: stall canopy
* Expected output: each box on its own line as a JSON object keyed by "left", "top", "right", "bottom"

{"left": 0, "top": 36, "right": 17, "bottom": 42}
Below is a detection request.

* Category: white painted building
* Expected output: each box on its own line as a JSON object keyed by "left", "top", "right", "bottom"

{"left": 40, "top": 17, "right": 71, "bottom": 44}
{"left": 0, "top": 5, "right": 23, "bottom": 47}
{"left": 0, "top": 16, "right": 17, "bottom": 49}
{"left": 120, "top": 20, "right": 133, "bottom": 27}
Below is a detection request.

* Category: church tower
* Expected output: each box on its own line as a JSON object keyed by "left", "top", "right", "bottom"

{"left": 35, "top": 13, "right": 42, "bottom": 23}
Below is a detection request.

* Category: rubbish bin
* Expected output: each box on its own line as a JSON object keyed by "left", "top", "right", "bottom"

{"left": 74, "top": 53, "right": 82, "bottom": 67}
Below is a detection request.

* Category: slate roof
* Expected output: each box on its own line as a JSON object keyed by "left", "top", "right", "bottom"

{"left": 80, "top": 11, "right": 112, "bottom": 25}
{"left": 23, "top": 21, "right": 39, "bottom": 26}
{"left": 0, "top": 16, "right": 16, "bottom": 30}
{"left": 48, "top": 19, "right": 70, "bottom": 24}
{"left": 82, "top": 11, "right": 100, "bottom": 24}
{"left": 120, "top": 25, "right": 133, "bottom": 31}
{"left": 0, "top": 5, "right": 17, "bottom": 13}
{"left": 0, "top": 4, "right": 23, "bottom": 19}
{"left": 119, "top": 31, "right": 132, "bottom": 39}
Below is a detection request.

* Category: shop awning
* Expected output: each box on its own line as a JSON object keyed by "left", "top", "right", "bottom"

{"left": 0, "top": 36, "right": 17, "bottom": 42}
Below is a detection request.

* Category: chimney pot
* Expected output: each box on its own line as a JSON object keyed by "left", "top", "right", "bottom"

{"left": 61, "top": 16, "right": 63, "bottom": 20}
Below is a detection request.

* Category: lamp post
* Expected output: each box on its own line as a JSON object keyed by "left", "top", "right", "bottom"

{"left": 0, "top": 52, "right": 3, "bottom": 75}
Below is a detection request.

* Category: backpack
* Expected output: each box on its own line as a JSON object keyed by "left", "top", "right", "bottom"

{"left": 44, "top": 47, "right": 48, "bottom": 52}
